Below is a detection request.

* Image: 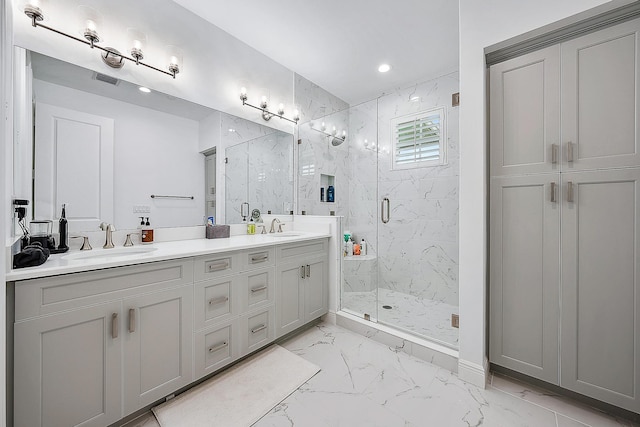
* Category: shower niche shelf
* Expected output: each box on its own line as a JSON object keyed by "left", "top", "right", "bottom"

{"left": 320, "top": 174, "right": 335, "bottom": 203}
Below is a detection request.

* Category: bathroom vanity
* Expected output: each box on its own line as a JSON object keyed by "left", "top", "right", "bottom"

{"left": 6, "top": 232, "right": 329, "bottom": 427}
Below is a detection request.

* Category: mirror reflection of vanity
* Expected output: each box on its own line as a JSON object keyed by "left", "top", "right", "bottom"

{"left": 12, "top": 48, "right": 294, "bottom": 234}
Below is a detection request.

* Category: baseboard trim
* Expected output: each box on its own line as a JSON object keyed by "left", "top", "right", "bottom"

{"left": 458, "top": 357, "right": 489, "bottom": 388}
{"left": 321, "top": 311, "right": 337, "bottom": 325}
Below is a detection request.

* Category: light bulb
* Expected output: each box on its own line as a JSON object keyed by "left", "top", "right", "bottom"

{"left": 364, "top": 139, "right": 369, "bottom": 147}
{"left": 239, "top": 87, "right": 247, "bottom": 101}
{"left": 260, "top": 96, "right": 268, "bottom": 109}
{"left": 277, "top": 103, "right": 285, "bottom": 115}
{"left": 342, "top": 130, "right": 346, "bottom": 137}
{"left": 321, "top": 122, "right": 326, "bottom": 131}
{"left": 293, "top": 109, "right": 300, "bottom": 121}
{"left": 332, "top": 126, "right": 337, "bottom": 136}
{"left": 86, "top": 19, "right": 96, "bottom": 32}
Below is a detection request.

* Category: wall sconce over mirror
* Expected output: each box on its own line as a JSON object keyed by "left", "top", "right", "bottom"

{"left": 23, "top": 1, "right": 182, "bottom": 78}
{"left": 239, "top": 87, "right": 299, "bottom": 124}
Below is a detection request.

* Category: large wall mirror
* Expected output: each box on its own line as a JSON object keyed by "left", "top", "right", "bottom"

{"left": 12, "top": 47, "right": 294, "bottom": 234}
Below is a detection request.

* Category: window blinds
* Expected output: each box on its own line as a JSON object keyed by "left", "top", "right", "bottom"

{"left": 394, "top": 113, "right": 441, "bottom": 165}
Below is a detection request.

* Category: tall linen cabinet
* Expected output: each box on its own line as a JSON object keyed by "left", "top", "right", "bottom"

{"left": 489, "top": 18, "right": 640, "bottom": 414}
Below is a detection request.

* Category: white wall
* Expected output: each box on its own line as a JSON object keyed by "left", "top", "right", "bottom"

{"left": 457, "top": 0, "right": 616, "bottom": 385}
{"left": 33, "top": 79, "right": 205, "bottom": 230}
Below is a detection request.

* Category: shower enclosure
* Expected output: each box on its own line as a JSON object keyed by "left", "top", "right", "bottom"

{"left": 299, "top": 73, "right": 460, "bottom": 349}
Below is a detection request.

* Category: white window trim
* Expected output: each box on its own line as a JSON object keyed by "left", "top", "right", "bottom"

{"left": 390, "top": 106, "right": 447, "bottom": 170}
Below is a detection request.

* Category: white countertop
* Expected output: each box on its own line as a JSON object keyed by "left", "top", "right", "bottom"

{"left": 6, "top": 231, "right": 330, "bottom": 282}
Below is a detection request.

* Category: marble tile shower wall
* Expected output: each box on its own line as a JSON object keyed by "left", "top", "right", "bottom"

{"left": 376, "top": 72, "right": 460, "bottom": 306}
{"left": 297, "top": 108, "right": 350, "bottom": 216}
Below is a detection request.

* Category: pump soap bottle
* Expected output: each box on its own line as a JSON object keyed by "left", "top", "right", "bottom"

{"left": 57, "top": 204, "right": 68, "bottom": 251}
{"left": 141, "top": 217, "right": 154, "bottom": 244}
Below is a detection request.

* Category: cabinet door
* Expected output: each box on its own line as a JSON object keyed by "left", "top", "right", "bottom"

{"left": 490, "top": 45, "right": 560, "bottom": 176}
{"left": 489, "top": 175, "right": 560, "bottom": 384}
{"left": 275, "top": 261, "right": 305, "bottom": 337}
{"left": 123, "top": 286, "right": 193, "bottom": 415}
{"left": 561, "top": 168, "right": 640, "bottom": 413}
{"left": 304, "top": 256, "right": 328, "bottom": 321}
{"left": 561, "top": 18, "right": 640, "bottom": 171}
{"left": 14, "top": 301, "right": 122, "bottom": 427}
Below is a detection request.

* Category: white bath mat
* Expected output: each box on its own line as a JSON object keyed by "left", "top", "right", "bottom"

{"left": 152, "top": 344, "right": 320, "bottom": 427}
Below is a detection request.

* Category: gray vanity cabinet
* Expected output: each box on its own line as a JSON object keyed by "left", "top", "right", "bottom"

{"left": 122, "top": 285, "right": 193, "bottom": 415}
{"left": 275, "top": 240, "right": 328, "bottom": 337}
{"left": 14, "top": 301, "right": 123, "bottom": 427}
{"left": 490, "top": 17, "right": 640, "bottom": 414}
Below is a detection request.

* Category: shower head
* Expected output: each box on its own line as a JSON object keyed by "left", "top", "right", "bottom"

{"left": 331, "top": 136, "right": 345, "bottom": 146}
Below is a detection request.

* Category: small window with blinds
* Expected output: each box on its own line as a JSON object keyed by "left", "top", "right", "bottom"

{"left": 391, "top": 107, "right": 446, "bottom": 169}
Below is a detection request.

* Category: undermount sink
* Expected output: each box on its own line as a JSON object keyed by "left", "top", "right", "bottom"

{"left": 62, "top": 246, "right": 158, "bottom": 261}
{"left": 268, "top": 232, "right": 303, "bottom": 238}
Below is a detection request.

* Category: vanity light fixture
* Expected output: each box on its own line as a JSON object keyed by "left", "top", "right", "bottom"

{"left": 239, "top": 87, "right": 300, "bottom": 124}
{"left": 310, "top": 121, "right": 347, "bottom": 146}
{"left": 23, "top": 2, "right": 182, "bottom": 79}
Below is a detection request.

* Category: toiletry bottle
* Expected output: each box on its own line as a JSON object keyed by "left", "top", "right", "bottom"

{"left": 361, "top": 238, "right": 367, "bottom": 256}
{"left": 347, "top": 237, "right": 353, "bottom": 257}
{"left": 327, "top": 185, "right": 335, "bottom": 202}
{"left": 58, "top": 204, "right": 68, "bottom": 250}
{"left": 320, "top": 187, "right": 325, "bottom": 202}
{"left": 354, "top": 242, "right": 361, "bottom": 256}
{"left": 247, "top": 218, "right": 255, "bottom": 235}
{"left": 141, "top": 217, "right": 154, "bottom": 244}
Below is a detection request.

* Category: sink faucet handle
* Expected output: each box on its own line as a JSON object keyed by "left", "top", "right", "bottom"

{"left": 258, "top": 225, "right": 267, "bottom": 234}
{"left": 70, "top": 235, "right": 92, "bottom": 251}
{"left": 124, "top": 233, "right": 140, "bottom": 247}
{"left": 278, "top": 223, "right": 284, "bottom": 233}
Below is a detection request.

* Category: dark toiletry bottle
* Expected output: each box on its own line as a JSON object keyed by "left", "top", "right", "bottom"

{"left": 321, "top": 187, "right": 325, "bottom": 202}
{"left": 58, "top": 204, "right": 68, "bottom": 250}
{"left": 327, "top": 185, "right": 335, "bottom": 202}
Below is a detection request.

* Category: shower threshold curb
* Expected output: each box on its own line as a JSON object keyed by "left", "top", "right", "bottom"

{"left": 335, "top": 310, "right": 459, "bottom": 374}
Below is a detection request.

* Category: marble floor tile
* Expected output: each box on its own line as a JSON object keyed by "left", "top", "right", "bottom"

{"left": 491, "top": 373, "right": 636, "bottom": 427}
{"left": 120, "top": 412, "right": 160, "bottom": 427}
{"left": 557, "top": 414, "right": 590, "bottom": 427}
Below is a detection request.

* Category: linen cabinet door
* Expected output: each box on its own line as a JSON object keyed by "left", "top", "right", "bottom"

{"left": 14, "top": 301, "right": 122, "bottom": 427}
{"left": 561, "top": 168, "right": 640, "bottom": 413}
{"left": 489, "top": 174, "right": 560, "bottom": 384}
{"left": 561, "top": 18, "right": 640, "bottom": 171}
{"left": 490, "top": 44, "right": 560, "bottom": 176}
{"left": 122, "top": 286, "right": 193, "bottom": 415}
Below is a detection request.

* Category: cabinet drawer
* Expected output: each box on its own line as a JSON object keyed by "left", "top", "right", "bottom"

{"left": 194, "top": 320, "right": 238, "bottom": 379}
{"left": 194, "top": 276, "right": 238, "bottom": 330}
{"left": 276, "top": 239, "right": 327, "bottom": 263}
{"left": 194, "top": 252, "right": 240, "bottom": 282}
{"left": 241, "top": 247, "right": 275, "bottom": 271}
{"left": 241, "top": 307, "right": 275, "bottom": 354}
{"left": 239, "top": 267, "right": 275, "bottom": 314}
{"left": 15, "top": 259, "right": 193, "bottom": 321}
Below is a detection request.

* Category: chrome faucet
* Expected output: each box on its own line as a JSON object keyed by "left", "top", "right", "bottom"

{"left": 99, "top": 222, "right": 116, "bottom": 249}
{"left": 269, "top": 218, "right": 281, "bottom": 233}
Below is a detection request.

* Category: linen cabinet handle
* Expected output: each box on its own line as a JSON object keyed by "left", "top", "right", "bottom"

{"left": 550, "top": 182, "right": 557, "bottom": 203}
{"left": 306, "top": 264, "right": 310, "bottom": 278}
{"left": 300, "top": 266, "right": 305, "bottom": 279}
{"left": 567, "top": 141, "right": 574, "bottom": 163}
{"left": 551, "top": 144, "right": 558, "bottom": 164}
{"left": 567, "top": 181, "right": 574, "bottom": 203}
{"left": 111, "top": 313, "right": 118, "bottom": 339}
{"left": 128, "top": 308, "right": 135, "bottom": 333}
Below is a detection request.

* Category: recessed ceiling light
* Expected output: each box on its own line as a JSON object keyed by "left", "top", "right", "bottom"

{"left": 410, "top": 96, "right": 420, "bottom": 102}
{"left": 139, "top": 86, "right": 151, "bottom": 93}
{"left": 378, "top": 63, "right": 391, "bottom": 73}
{"left": 228, "top": 128, "right": 236, "bottom": 133}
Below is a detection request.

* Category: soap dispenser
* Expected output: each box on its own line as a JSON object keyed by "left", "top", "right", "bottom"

{"left": 57, "top": 204, "right": 68, "bottom": 251}
{"left": 141, "top": 217, "right": 154, "bottom": 244}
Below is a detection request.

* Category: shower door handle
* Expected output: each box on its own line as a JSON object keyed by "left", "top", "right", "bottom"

{"left": 381, "top": 198, "right": 390, "bottom": 224}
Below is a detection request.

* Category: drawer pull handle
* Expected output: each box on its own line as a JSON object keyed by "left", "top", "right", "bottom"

{"left": 251, "top": 285, "right": 268, "bottom": 293}
{"left": 208, "top": 296, "right": 229, "bottom": 305}
{"left": 207, "top": 261, "right": 229, "bottom": 272}
{"left": 550, "top": 182, "right": 557, "bottom": 203}
{"left": 209, "top": 341, "right": 228, "bottom": 353}
{"left": 251, "top": 324, "right": 267, "bottom": 334}
{"left": 128, "top": 308, "right": 135, "bottom": 333}
{"left": 111, "top": 312, "right": 118, "bottom": 339}
{"left": 567, "top": 141, "right": 574, "bottom": 163}
{"left": 251, "top": 254, "right": 269, "bottom": 263}
{"left": 300, "top": 266, "right": 305, "bottom": 279}
{"left": 306, "top": 264, "right": 310, "bottom": 278}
